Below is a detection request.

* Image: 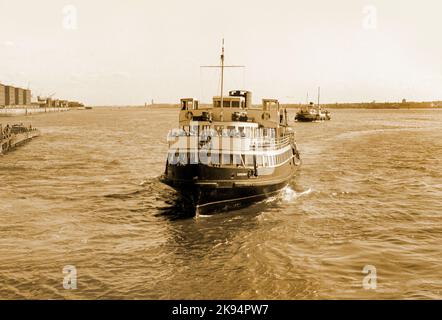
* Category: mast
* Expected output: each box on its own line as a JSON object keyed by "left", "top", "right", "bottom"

{"left": 200, "top": 40, "right": 244, "bottom": 120}
{"left": 220, "top": 39, "right": 225, "bottom": 121}
{"left": 317, "top": 86, "right": 321, "bottom": 107}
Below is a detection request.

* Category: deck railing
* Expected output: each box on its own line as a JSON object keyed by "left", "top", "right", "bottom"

{"left": 168, "top": 129, "right": 294, "bottom": 151}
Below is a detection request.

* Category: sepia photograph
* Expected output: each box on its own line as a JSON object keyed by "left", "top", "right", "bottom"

{"left": 1, "top": 0, "right": 441, "bottom": 309}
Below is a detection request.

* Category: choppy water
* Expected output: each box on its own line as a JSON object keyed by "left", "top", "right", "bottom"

{"left": 1, "top": 107, "right": 441, "bottom": 299}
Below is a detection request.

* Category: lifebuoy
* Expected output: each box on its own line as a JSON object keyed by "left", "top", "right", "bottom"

{"left": 186, "top": 111, "right": 193, "bottom": 120}
{"left": 262, "top": 112, "right": 270, "bottom": 120}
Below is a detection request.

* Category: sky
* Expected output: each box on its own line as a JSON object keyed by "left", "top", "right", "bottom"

{"left": 0, "top": 0, "right": 441, "bottom": 105}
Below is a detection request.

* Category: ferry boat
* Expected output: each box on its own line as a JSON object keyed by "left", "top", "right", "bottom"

{"left": 295, "top": 102, "right": 331, "bottom": 122}
{"left": 295, "top": 88, "right": 331, "bottom": 122}
{"left": 161, "top": 43, "right": 301, "bottom": 215}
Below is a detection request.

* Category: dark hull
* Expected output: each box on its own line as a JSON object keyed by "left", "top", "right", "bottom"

{"left": 161, "top": 160, "right": 298, "bottom": 215}
{"left": 295, "top": 114, "right": 317, "bottom": 122}
{"left": 295, "top": 113, "right": 331, "bottom": 122}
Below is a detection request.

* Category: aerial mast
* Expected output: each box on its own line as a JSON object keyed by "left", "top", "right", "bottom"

{"left": 220, "top": 39, "right": 225, "bottom": 121}
{"left": 200, "top": 39, "right": 244, "bottom": 121}
{"left": 317, "top": 87, "right": 321, "bottom": 109}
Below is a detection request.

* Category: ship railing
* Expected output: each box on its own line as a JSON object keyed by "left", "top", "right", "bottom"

{"left": 252, "top": 134, "right": 293, "bottom": 149}
{"left": 168, "top": 128, "right": 293, "bottom": 140}
{"left": 167, "top": 130, "right": 294, "bottom": 152}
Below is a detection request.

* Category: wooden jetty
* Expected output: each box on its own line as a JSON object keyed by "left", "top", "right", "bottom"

{"left": 0, "top": 124, "right": 40, "bottom": 155}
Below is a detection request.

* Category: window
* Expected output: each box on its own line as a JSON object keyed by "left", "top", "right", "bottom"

{"left": 256, "top": 156, "right": 263, "bottom": 166}
{"left": 233, "top": 154, "right": 242, "bottom": 166}
{"left": 179, "top": 152, "right": 188, "bottom": 165}
{"left": 211, "top": 153, "right": 220, "bottom": 165}
{"left": 232, "top": 101, "right": 240, "bottom": 108}
{"left": 222, "top": 153, "right": 231, "bottom": 165}
{"left": 190, "top": 152, "right": 198, "bottom": 164}
{"left": 223, "top": 101, "right": 231, "bottom": 108}
{"left": 214, "top": 101, "right": 221, "bottom": 108}
{"left": 245, "top": 155, "right": 254, "bottom": 166}
{"left": 262, "top": 156, "right": 268, "bottom": 167}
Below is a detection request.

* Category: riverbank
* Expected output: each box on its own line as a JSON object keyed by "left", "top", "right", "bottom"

{"left": 0, "top": 107, "right": 70, "bottom": 117}
{"left": 285, "top": 101, "right": 442, "bottom": 109}
{"left": 145, "top": 101, "right": 442, "bottom": 110}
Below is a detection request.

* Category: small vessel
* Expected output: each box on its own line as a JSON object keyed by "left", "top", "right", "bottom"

{"left": 0, "top": 123, "right": 40, "bottom": 155}
{"left": 295, "top": 102, "right": 331, "bottom": 122}
{"left": 295, "top": 87, "right": 331, "bottom": 122}
{"left": 161, "top": 42, "right": 301, "bottom": 215}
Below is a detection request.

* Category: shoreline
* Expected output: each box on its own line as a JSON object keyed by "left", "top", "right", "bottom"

{"left": 284, "top": 101, "right": 442, "bottom": 110}
{"left": 0, "top": 107, "right": 71, "bottom": 117}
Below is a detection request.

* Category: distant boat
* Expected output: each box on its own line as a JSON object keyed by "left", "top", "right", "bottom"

{"left": 295, "top": 87, "right": 331, "bottom": 122}
{"left": 295, "top": 102, "right": 331, "bottom": 122}
{"left": 85, "top": 106, "right": 93, "bottom": 110}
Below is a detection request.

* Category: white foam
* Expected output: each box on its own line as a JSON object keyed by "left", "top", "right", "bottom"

{"left": 281, "top": 186, "right": 312, "bottom": 202}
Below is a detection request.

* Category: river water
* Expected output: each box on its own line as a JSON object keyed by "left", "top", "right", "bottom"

{"left": 0, "top": 107, "right": 441, "bottom": 299}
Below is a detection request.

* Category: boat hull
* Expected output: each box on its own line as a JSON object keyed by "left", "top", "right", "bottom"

{"left": 295, "top": 112, "right": 331, "bottom": 122}
{"left": 161, "top": 160, "right": 298, "bottom": 215}
{"left": 196, "top": 180, "right": 290, "bottom": 215}
{"left": 295, "top": 113, "right": 318, "bottom": 122}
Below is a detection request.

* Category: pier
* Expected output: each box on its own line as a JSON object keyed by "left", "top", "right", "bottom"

{"left": 0, "top": 124, "right": 40, "bottom": 154}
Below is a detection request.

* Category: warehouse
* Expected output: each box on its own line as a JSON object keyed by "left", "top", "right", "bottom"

{"left": 0, "top": 84, "right": 32, "bottom": 106}
{"left": 0, "top": 83, "right": 5, "bottom": 106}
